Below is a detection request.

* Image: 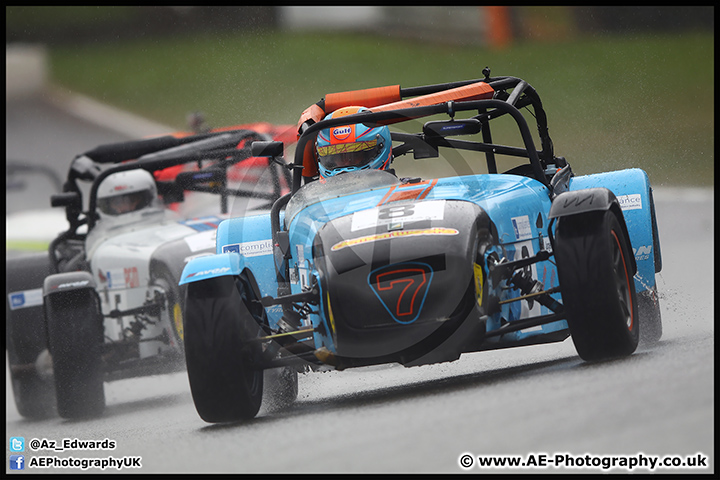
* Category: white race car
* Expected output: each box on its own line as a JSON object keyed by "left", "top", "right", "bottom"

{"left": 6, "top": 124, "right": 295, "bottom": 419}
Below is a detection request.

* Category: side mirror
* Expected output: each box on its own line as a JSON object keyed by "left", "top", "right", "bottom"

{"left": 51, "top": 192, "right": 81, "bottom": 209}
{"left": 251, "top": 141, "right": 284, "bottom": 158}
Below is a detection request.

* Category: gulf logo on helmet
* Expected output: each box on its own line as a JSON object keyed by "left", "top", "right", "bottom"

{"left": 329, "top": 105, "right": 364, "bottom": 142}
{"left": 331, "top": 125, "right": 354, "bottom": 142}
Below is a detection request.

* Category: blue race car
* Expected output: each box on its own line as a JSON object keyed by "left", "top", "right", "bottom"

{"left": 180, "top": 69, "right": 663, "bottom": 422}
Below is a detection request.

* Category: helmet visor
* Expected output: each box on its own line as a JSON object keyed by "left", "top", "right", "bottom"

{"left": 98, "top": 190, "right": 153, "bottom": 216}
{"left": 317, "top": 139, "right": 380, "bottom": 171}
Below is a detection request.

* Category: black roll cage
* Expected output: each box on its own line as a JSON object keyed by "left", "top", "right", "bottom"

{"left": 291, "top": 75, "right": 559, "bottom": 194}
{"left": 265, "top": 75, "right": 566, "bottom": 259}
{"left": 48, "top": 128, "right": 290, "bottom": 273}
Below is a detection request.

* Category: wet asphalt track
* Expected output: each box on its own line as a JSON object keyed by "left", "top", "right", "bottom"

{"left": 5, "top": 95, "right": 714, "bottom": 474}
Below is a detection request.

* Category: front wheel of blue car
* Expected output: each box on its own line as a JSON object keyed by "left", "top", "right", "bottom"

{"left": 554, "top": 209, "right": 639, "bottom": 361}
{"left": 184, "top": 275, "right": 264, "bottom": 422}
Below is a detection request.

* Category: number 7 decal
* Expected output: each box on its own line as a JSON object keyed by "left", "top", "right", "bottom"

{"left": 368, "top": 262, "right": 433, "bottom": 324}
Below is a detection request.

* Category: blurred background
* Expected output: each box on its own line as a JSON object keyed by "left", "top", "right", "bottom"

{"left": 6, "top": 6, "right": 714, "bottom": 186}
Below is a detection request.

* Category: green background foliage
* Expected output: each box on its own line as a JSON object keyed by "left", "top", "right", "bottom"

{"left": 8, "top": 6, "right": 713, "bottom": 187}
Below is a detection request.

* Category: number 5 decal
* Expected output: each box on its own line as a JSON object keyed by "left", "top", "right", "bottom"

{"left": 368, "top": 262, "right": 433, "bottom": 324}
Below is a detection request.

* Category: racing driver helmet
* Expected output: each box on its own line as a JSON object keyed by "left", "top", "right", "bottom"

{"left": 316, "top": 106, "right": 392, "bottom": 178}
{"left": 97, "top": 169, "right": 160, "bottom": 217}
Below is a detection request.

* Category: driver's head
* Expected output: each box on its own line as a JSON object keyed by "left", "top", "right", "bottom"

{"left": 316, "top": 106, "right": 392, "bottom": 178}
{"left": 97, "top": 169, "right": 158, "bottom": 216}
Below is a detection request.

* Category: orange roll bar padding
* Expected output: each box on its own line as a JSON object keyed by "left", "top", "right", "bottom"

{"left": 297, "top": 103, "right": 326, "bottom": 134}
{"left": 302, "top": 142, "right": 319, "bottom": 178}
{"left": 297, "top": 104, "right": 325, "bottom": 178}
{"left": 373, "top": 81, "right": 494, "bottom": 113}
{"left": 324, "top": 85, "right": 402, "bottom": 114}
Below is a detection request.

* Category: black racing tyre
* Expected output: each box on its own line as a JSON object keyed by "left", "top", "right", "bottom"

{"left": 6, "top": 253, "right": 57, "bottom": 418}
{"left": 7, "top": 360, "right": 56, "bottom": 419}
{"left": 637, "top": 285, "right": 662, "bottom": 346}
{"left": 150, "top": 265, "right": 186, "bottom": 355}
{"left": 554, "top": 209, "right": 639, "bottom": 361}
{"left": 45, "top": 288, "right": 105, "bottom": 418}
{"left": 184, "top": 275, "right": 264, "bottom": 422}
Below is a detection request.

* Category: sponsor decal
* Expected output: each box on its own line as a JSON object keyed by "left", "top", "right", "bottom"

{"left": 124, "top": 267, "right": 139, "bottom": 289}
{"left": 617, "top": 194, "right": 643, "bottom": 211}
{"left": 55, "top": 280, "right": 90, "bottom": 290}
{"left": 331, "top": 227, "right": 459, "bottom": 252}
{"left": 222, "top": 239, "right": 273, "bottom": 257}
{"left": 369, "top": 262, "right": 434, "bottom": 324}
{"left": 179, "top": 216, "right": 224, "bottom": 232}
{"left": 102, "top": 267, "right": 139, "bottom": 289}
{"left": 633, "top": 245, "right": 652, "bottom": 261}
{"left": 105, "top": 269, "right": 122, "bottom": 289}
{"left": 8, "top": 288, "right": 43, "bottom": 310}
{"left": 542, "top": 235, "right": 553, "bottom": 252}
{"left": 185, "top": 229, "right": 216, "bottom": 252}
{"left": 511, "top": 215, "right": 533, "bottom": 241}
{"left": 473, "top": 263, "right": 484, "bottom": 308}
{"left": 376, "top": 179, "right": 438, "bottom": 206}
{"left": 352, "top": 200, "right": 444, "bottom": 232}
{"left": 186, "top": 267, "right": 231, "bottom": 279}
{"left": 331, "top": 126, "right": 353, "bottom": 141}
{"left": 223, "top": 244, "right": 240, "bottom": 253}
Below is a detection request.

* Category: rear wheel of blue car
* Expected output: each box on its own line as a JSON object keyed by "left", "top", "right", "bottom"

{"left": 554, "top": 209, "right": 639, "bottom": 361}
{"left": 184, "top": 275, "right": 264, "bottom": 422}
{"left": 45, "top": 288, "right": 105, "bottom": 418}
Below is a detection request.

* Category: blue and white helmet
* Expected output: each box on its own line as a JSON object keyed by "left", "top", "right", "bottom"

{"left": 316, "top": 106, "right": 392, "bottom": 178}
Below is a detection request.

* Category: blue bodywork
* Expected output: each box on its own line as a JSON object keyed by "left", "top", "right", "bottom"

{"left": 180, "top": 167, "right": 660, "bottom": 355}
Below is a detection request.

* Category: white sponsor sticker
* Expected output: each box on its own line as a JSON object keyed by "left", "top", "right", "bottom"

{"left": 351, "top": 200, "right": 445, "bottom": 232}
{"left": 633, "top": 245, "right": 653, "bottom": 261}
{"left": 8, "top": 288, "right": 43, "bottom": 310}
{"left": 511, "top": 215, "right": 533, "bottom": 241}
{"left": 105, "top": 268, "right": 125, "bottom": 289}
{"left": 187, "top": 267, "right": 231, "bottom": 279}
{"left": 542, "top": 235, "right": 553, "bottom": 252}
{"left": 184, "top": 230, "right": 217, "bottom": 252}
{"left": 222, "top": 239, "right": 273, "bottom": 257}
{"left": 617, "top": 194, "right": 643, "bottom": 211}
